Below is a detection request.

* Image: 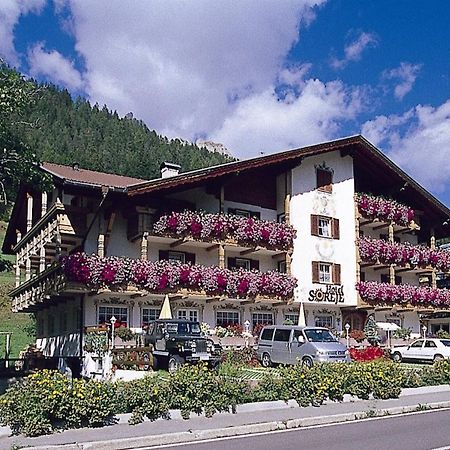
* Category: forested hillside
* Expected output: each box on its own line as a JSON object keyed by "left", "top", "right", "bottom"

{"left": 20, "top": 85, "right": 234, "bottom": 181}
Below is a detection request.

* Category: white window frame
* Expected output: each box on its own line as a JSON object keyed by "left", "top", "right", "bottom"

{"left": 142, "top": 307, "right": 161, "bottom": 326}
{"left": 315, "top": 314, "right": 333, "bottom": 329}
{"left": 319, "top": 263, "right": 332, "bottom": 284}
{"left": 98, "top": 305, "right": 129, "bottom": 327}
{"left": 318, "top": 217, "right": 331, "bottom": 237}
{"left": 284, "top": 313, "right": 299, "bottom": 324}
{"left": 177, "top": 308, "right": 199, "bottom": 322}
{"left": 252, "top": 312, "right": 274, "bottom": 327}
{"left": 168, "top": 251, "right": 185, "bottom": 264}
{"left": 216, "top": 310, "right": 240, "bottom": 327}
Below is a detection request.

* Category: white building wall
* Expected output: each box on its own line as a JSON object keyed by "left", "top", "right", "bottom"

{"left": 290, "top": 152, "right": 358, "bottom": 309}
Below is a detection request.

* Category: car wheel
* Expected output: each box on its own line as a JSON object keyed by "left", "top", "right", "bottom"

{"left": 302, "top": 356, "right": 314, "bottom": 369}
{"left": 261, "top": 353, "right": 272, "bottom": 368}
{"left": 168, "top": 355, "right": 185, "bottom": 373}
{"left": 434, "top": 354, "right": 444, "bottom": 363}
{"left": 392, "top": 352, "right": 402, "bottom": 363}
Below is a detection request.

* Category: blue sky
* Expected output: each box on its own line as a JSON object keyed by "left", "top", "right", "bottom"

{"left": 2, "top": 0, "right": 450, "bottom": 206}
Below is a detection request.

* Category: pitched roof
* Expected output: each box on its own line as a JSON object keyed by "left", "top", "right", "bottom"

{"left": 42, "top": 162, "right": 146, "bottom": 189}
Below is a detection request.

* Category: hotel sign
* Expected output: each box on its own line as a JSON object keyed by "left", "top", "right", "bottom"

{"left": 308, "top": 285, "right": 344, "bottom": 304}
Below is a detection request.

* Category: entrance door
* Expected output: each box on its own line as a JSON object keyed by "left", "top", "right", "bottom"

{"left": 342, "top": 310, "right": 367, "bottom": 332}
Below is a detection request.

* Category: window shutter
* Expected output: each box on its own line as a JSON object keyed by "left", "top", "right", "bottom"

{"left": 227, "top": 257, "right": 236, "bottom": 269}
{"left": 159, "top": 250, "right": 169, "bottom": 261}
{"left": 312, "top": 261, "right": 320, "bottom": 283}
{"left": 185, "top": 252, "right": 196, "bottom": 264}
{"left": 311, "top": 214, "right": 319, "bottom": 236}
{"left": 332, "top": 263, "right": 341, "bottom": 285}
{"left": 317, "top": 169, "right": 333, "bottom": 193}
{"left": 250, "top": 259, "right": 260, "bottom": 270}
{"left": 332, "top": 218, "right": 340, "bottom": 239}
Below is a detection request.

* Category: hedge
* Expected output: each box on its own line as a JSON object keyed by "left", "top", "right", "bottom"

{"left": 1, "top": 360, "right": 450, "bottom": 436}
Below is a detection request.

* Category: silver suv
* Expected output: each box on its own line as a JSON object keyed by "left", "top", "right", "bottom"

{"left": 256, "top": 325, "right": 350, "bottom": 368}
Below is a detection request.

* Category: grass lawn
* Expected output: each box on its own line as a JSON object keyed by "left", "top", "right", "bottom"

{"left": 0, "top": 221, "right": 34, "bottom": 358}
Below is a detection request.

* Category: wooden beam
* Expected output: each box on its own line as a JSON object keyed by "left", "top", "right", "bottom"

{"left": 395, "top": 267, "right": 412, "bottom": 274}
{"left": 239, "top": 299, "right": 255, "bottom": 305}
{"left": 393, "top": 227, "right": 409, "bottom": 235}
{"left": 170, "top": 238, "right": 186, "bottom": 248}
{"left": 206, "top": 297, "right": 221, "bottom": 304}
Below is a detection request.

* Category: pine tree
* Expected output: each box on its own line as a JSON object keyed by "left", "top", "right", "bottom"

{"left": 364, "top": 315, "right": 380, "bottom": 346}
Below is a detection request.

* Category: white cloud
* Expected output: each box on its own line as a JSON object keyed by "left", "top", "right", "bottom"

{"left": 58, "top": 0, "right": 325, "bottom": 152}
{"left": 362, "top": 101, "right": 450, "bottom": 193}
{"left": 27, "top": 42, "right": 83, "bottom": 90}
{"left": 382, "top": 62, "right": 422, "bottom": 100}
{"left": 0, "top": 0, "right": 45, "bottom": 66}
{"left": 211, "top": 78, "right": 364, "bottom": 157}
{"left": 331, "top": 31, "right": 378, "bottom": 70}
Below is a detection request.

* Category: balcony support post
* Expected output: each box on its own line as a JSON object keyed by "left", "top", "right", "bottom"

{"left": 388, "top": 222, "right": 395, "bottom": 284}
{"left": 39, "top": 232, "right": 46, "bottom": 273}
{"left": 430, "top": 228, "right": 437, "bottom": 289}
{"left": 219, "top": 186, "right": 225, "bottom": 213}
{"left": 26, "top": 193, "right": 33, "bottom": 232}
{"left": 25, "top": 257, "right": 31, "bottom": 282}
{"left": 98, "top": 234, "right": 105, "bottom": 258}
{"left": 141, "top": 232, "right": 148, "bottom": 260}
{"left": 41, "top": 191, "right": 48, "bottom": 217}
{"left": 284, "top": 171, "right": 292, "bottom": 224}
{"left": 355, "top": 201, "right": 361, "bottom": 283}
{"left": 218, "top": 244, "right": 225, "bottom": 269}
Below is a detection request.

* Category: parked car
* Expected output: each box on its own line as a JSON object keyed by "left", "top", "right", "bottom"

{"left": 144, "top": 319, "right": 222, "bottom": 372}
{"left": 256, "top": 325, "right": 350, "bottom": 368}
{"left": 391, "top": 338, "right": 450, "bottom": 363}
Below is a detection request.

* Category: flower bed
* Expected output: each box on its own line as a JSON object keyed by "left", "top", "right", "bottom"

{"left": 356, "top": 193, "right": 415, "bottom": 226}
{"left": 349, "top": 346, "right": 385, "bottom": 361}
{"left": 62, "top": 253, "right": 297, "bottom": 299}
{"left": 356, "top": 281, "right": 450, "bottom": 307}
{"left": 358, "top": 237, "right": 450, "bottom": 272}
{"left": 153, "top": 210, "right": 296, "bottom": 250}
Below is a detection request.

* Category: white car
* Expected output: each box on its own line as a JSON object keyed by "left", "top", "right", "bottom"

{"left": 391, "top": 338, "right": 450, "bottom": 363}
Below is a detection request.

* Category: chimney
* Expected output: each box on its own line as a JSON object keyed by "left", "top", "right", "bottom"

{"left": 160, "top": 162, "right": 181, "bottom": 179}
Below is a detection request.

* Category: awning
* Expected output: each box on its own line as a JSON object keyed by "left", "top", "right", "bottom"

{"left": 376, "top": 322, "right": 400, "bottom": 331}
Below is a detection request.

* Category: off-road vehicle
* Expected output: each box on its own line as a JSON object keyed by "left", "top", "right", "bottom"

{"left": 144, "top": 319, "right": 221, "bottom": 372}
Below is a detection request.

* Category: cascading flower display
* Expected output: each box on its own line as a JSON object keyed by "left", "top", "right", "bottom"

{"left": 62, "top": 253, "right": 297, "bottom": 299}
{"left": 358, "top": 237, "right": 450, "bottom": 272}
{"left": 153, "top": 210, "right": 296, "bottom": 250}
{"left": 356, "top": 281, "right": 450, "bottom": 308}
{"left": 356, "top": 193, "right": 415, "bottom": 226}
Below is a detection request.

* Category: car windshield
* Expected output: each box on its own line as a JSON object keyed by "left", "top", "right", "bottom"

{"left": 165, "top": 322, "right": 201, "bottom": 335}
{"left": 304, "top": 329, "right": 337, "bottom": 343}
{"left": 440, "top": 340, "right": 450, "bottom": 347}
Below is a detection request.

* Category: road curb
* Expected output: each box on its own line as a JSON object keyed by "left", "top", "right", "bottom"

{"left": 22, "top": 401, "right": 450, "bottom": 450}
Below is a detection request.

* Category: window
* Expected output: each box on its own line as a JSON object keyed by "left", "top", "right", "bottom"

{"left": 312, "top": 261, "right": 341, "bottom": 284}
{"left": 316, "top": 168, "right": 333, "bottom": 193}
{"left": 142, "top": 308, "right": 160, "bottom": 326}
{"left": 315, "top": 315, "right": 333, "bottom": 329}
{"left": 228, "top": 208, "right": 261, "bottom": 219}
{"left": 273, "top": 329, "right": 291, "bottom": 342}
{"left": 319, "top": 263, "right": 331, "bottom": 283}
{"left": 277, "top": 213, "right": 286, "bottom": 223}
{"left": 424, "top": 340, "right": 437, "bottom": 348}
{"left": 311, "top": 215, "right": 340, "bottom": 239}
{"left": 360, "top": 271, "right": 366, "bottom": 282}
{"left": 159, "top": 250, "right": 195, "bottom": 264}
{"left": 284, "top": 313, "right": 299, "bottom": 324}
{"left": 235, "top": 258, "right": 251, "bottom": 270}
{"left": 216, "top": 310, "right": 240, "bottom": 327}
{"left": 168, "top": 251, "right": 185, "bottom": 263}
{"left": 318, "top": 217, "right": 331, "bottom": 237}
{"left": 252, "top": 312, "right": 274, "bottom": 327}
{"left": 98, "top": 306, "right": 128, "bottom": 327}
{"left": 260, "top": 328, "right": 274, "bottom": 340}
{"left": 278, "top": 260, "right": 287, "bottom": 273}
{"left": 410, "top": 340, "right": 424, "bottom": 348}
{"left": 381, "top": 274, "right": 389, "bottom": 284}
{"left": 177, "top": 309, "right": 198, "bottom": 322}
{"left": 228, "top": 257, "right": 259, "bottom": 271}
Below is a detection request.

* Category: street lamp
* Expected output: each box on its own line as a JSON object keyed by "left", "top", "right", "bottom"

{"left": 110, "top": 316, "right": 117, "bottom": 349}
{"left": 244, "top": 320, "right": 251, "bottom": 348}
{"left": 422, "top": 325, "right": 427, "bottom": 339}
{"left": 345, "top": 323, "right": 350, "bottom": 348}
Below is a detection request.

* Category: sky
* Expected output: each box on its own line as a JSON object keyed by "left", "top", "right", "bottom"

{"left": 1, "top": 0, "right": 450, "bottom": 206}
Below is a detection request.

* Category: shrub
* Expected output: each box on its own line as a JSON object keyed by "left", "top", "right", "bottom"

{"left": 221, "top": 348, "right": 260, "bottom": 368}
{"left": 393, "top": 328, "right": 412, "bottom": 340}
{"left": 0, "top": 370, "right": 118, "bottom": 436}
{"left": 436, "top": 329, "right": 450, "bottom": 339}
{"left": 349, "top": 330, "right": 366, "bottom": 343}
{"left": 114, "top": 327, "right": 135, "bottom": 342}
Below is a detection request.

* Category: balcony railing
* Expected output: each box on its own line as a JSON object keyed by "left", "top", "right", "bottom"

{"left": 151, "top": 210, "right": 296, "bottom": 251}
{"left": 62, "top": 252, "right": 297, "bottom": 300}
{"left": 355, "top": 193, "right": 415, "bottom": 227}
{"left": 358, "top": 237, "right": 450, "bottom": 272}
{"left": 356, "top": 281, "right": 450, "bottom": 308}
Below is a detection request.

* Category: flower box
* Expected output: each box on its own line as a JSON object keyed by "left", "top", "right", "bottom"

{"left": 62, "top": 253, "right": 297, "bottom": 300}
{"left": 152, "top": 210, "right": 296, "bottom": 251}
{"left": 356, "top": 193, "right": 415, "bottom": 227}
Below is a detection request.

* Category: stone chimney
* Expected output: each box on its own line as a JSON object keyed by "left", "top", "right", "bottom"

{"left": 160, "top": 162, "right": 181, "bottom": 178}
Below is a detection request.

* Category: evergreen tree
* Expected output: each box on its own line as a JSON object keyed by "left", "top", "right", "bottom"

{"left": 364, "top": 315, "right": 380, "bottom": 346}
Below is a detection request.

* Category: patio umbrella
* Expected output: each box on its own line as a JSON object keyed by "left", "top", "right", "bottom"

{"left": 298, "top": 301, "right": 306, "bottom": 327}
{"left": 159, "top": 294, "right": 172, "bottom": 319}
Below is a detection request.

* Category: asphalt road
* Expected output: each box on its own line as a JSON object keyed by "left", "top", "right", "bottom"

{"left": 148, "top": 409, "right": 450, "bottom": 450}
